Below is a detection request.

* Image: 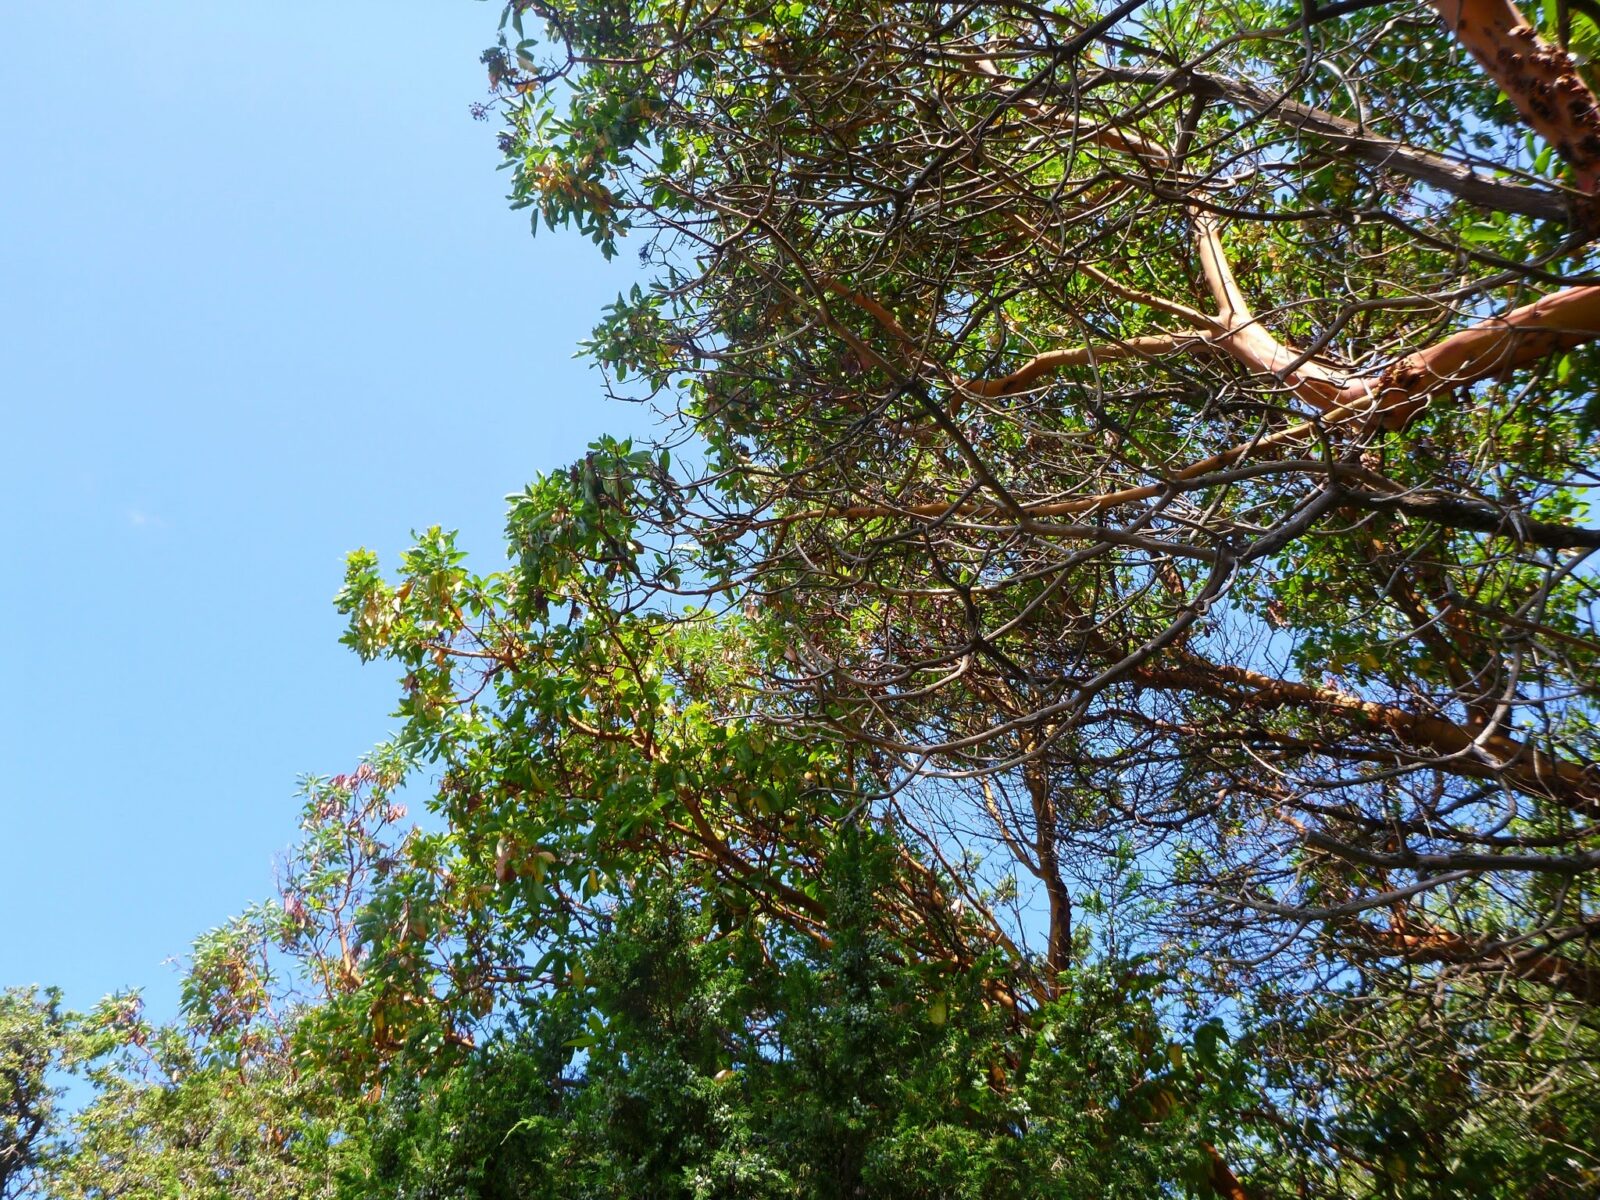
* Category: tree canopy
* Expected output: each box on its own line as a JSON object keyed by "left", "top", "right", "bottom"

{"left": 10, "top": 0, "right": 1600, "bottom": 1196}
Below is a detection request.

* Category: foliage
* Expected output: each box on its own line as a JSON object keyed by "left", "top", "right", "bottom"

{"left": 469, "top": 0, "right": 1600, "bottom": 1188}
{"left": 14, "top": 0, "right": 1600, "bottom": 1195}
{"left": 40, "top": 986, "right": 356, "bottom": 1200}
{"left": 1, "top": 987, "right": 74, "bottom": 1199}
{"left": 340, "top": 848, "right": 1268, "bottom": 1199}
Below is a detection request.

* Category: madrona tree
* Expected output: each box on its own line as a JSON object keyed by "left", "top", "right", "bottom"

{"left": 16, "top": 1, "right": 1600, "bottom": 1195}
{"left": 470, "top": 0, "right": 1600, "bottom": 1186}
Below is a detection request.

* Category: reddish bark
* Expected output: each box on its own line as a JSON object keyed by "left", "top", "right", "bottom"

{"left": 1205, "top": 1143, "right": 1255, "bottom": 1200}
{"left": 1431, "top": 0, "right": 1600, "bottom": 200}
{"left": 962, "top": 332, "right": 1212, "bottom": 397}
{"left": 1138, "top": 654, "right": 1600, "bottom": 816}
{"left": 1357, "top": 918, "right": 1600, "bottom": 1004}
{"left": 1195, "top": 215, "right": 1600, "bottom": 431}
{"left": 1349, "top": 284, "right": 1600, "bottom": 427}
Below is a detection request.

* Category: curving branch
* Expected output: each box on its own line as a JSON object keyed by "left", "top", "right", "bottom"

{"left": 1192, "top": 213, "right": 1348, "bottom": 412}
{"left": 959, "top": 331, "right": 1213, "bottom": 396}
{"left": 1356, "top": 283, "right": 1600, "bottom": 425}
{"left": 1191, "top": 213, "right": 1600, "bottom": 429}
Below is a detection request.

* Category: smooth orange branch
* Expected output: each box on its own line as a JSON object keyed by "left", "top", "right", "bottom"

{"left": 1432, "top": 0, "right": 1600, "bottom": 198}
{"left": 1193, "top": 213, "right": 1255, "bottom": 330}
{"left": 1193, "top": 214, "right": 1346, "bottom": 412}
{"left": 960, "top": 331, "right": 1214, "bottom": 396}
{"left": 817, "top": 272, "right": 1217, "bottom": 426}
{"left": 825, "top": 225, "right": 1600, "bottom": 454}
{"left": 819, "top": 278, "right": 919, "bottom": 347}
{"left": 1204, "top": 1144, "right": 1255, "bottom": 1200}
{"left": 1350, "top": 284, "right": 1600, "bottom": 426}
{"left": 1192, "top": 216, "right": 1600, "bottom": 429}
{"left": 817, "top": 279, "right": 1214, "bottom": 401}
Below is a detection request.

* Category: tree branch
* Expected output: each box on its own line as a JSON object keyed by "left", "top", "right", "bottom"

{"left": 1180, "top": 71, "right": 1574, "bottom": 225}
{"left": 1431, "top": 0, "right": 1600, "bottom": 207}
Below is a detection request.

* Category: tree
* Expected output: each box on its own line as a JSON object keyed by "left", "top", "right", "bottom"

{"left": 1, "top": 988, "right": 73, "bottom": 1199}
{"left": 17, "top": 0, "right": 1600, "bottom": 1193}
{"left": 26, "top": 469, "right": 1588, "bottom": 1194}
{"left": 340, "top": 842, "right": 1266, "bottom": 1199}
{"left": 34, "top": 986, "right": 356, "bottom": 1199}
{"left": 472, "top": 0, "right": 1600, "bottom": 1188}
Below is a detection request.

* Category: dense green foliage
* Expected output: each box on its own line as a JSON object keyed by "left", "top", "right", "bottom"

{"left": 2, "top": 989, "right": 72, "bottom": 1199}
{"left": 10, "top": 0, "right": 1600, "bottom": 1194}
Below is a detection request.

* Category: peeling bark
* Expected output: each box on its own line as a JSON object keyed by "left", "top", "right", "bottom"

{"left": 1431, "top": 0, "right": 1600, "bottom": 205}
{"left": 1355, "top": 916, "right": 1600, "bottom": 1004}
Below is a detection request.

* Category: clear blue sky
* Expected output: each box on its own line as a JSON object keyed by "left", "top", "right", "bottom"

{"left": 1, "top": 3, "right": 644, "bottom": 1018}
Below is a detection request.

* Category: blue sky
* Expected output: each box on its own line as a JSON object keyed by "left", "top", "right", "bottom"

{"left": 0, "top": 3, "right": 644, "bottom": 1017}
